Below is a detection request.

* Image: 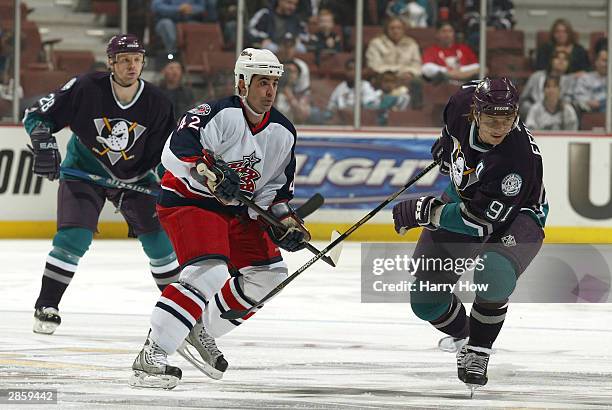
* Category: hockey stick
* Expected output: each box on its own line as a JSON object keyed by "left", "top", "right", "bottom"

{"left": 235, "top": 193, "right": 338, "bottom": 267}
{"left": 220, "top": 160, "right": 440, "bottom": 320}
{"left": 294, "top": 193, "right": 324, "bottom": 220}
{"left": 60, "top": 167, "right": 159, "bottom": 195}
{"left": 62, "top": 166, "right": 326, "bottom": 219}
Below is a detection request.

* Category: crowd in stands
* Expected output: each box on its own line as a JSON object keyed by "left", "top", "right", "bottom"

{"left": 0, "top": 0, "right": 609, "bottom": 131}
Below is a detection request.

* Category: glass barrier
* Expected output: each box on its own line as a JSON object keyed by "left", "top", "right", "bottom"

{"left": 511, "top": 5, "right": 609, "bottom": 132}
{"left": 4, "top": 0, "right": 610, "bottom": 131}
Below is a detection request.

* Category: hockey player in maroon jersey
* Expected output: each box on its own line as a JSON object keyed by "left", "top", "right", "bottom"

{"left": 129, "top": 48, "right": 310, "bottom": 389}
{"left": 392, "top": 77, "right": 548, "bottom": 393}
{"left": 23, "top": 34, "right": 180, "bottom": 335}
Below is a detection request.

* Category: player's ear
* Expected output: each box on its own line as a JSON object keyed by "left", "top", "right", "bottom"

{"left": 106, "top": 57, "right": 113, "bottom": 71}
{"left": 238, "top": 79, "right": 247, "bottom": 97}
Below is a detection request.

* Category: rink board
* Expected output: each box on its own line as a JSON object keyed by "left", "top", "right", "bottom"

{"left": 1, "top": 126, "right": 612, "bottom": 242}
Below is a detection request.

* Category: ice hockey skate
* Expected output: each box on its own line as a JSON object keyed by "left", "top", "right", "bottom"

{"left": 177, "top": 319, "right": 228, "bottom": 380}
{"left": 438, "top": 335, "right": 468, "bottom": 353}
{"left": 129, "top": 333, "right": 182, "bottom": 389}
{"left": 457, "top": 344, "right": 492, "bottom": 397}
{"left": 33, "top": 307, "right": 61, "bottom": 334}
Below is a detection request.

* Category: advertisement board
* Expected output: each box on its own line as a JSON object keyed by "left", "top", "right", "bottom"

{"left": 1, "top": 127, "right": 611, "bottom": 242}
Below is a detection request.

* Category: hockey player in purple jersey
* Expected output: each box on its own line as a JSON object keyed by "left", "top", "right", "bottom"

{"left": 24, "top": 34, "right": 180, "bottom": 335}
{"left": 392, "top": 77, "right": 548, "bottom": 394}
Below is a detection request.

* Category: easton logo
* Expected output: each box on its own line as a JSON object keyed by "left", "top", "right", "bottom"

{"left": 227, "top": 152, "right": 261, "bottom": 194}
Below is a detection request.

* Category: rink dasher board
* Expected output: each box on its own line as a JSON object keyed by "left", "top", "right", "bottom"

{"left": 1, "top": 126, "right": 611, "bottom": 242}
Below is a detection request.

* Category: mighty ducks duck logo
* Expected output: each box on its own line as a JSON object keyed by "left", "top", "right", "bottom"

{"left": 450, "top": 138, "right": 478, "bottom": 191}
{"left": 227, "top": 152, "right": 261, "bottom": 194}
{"left": 92, "top": 117, "right": 146, "bottom": 165}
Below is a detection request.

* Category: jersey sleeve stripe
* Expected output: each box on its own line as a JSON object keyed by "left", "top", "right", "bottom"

{"left": 459, "top": 202, "right": 492, "bottom": 236}
{"left": 272, "top": 137, "right": 296, "bottom": 203}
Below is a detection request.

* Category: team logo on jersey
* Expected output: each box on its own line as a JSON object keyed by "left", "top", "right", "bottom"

{"left": 450, "top": 139, "right": 477, "bottom": 191}
{"left": 501, "top": 234, "right": 517, "bottom": 247}
{"left": 188, "top": 103, "right": 211, "bottom": 116}
{"left": 501, "top": 173, "right": 522, "bottom": 197}
{"left": 227, "top": 151, "right": 261, "bottom": 194}
{"left": 92, "top": 117, "right": 146, "bottom": 165}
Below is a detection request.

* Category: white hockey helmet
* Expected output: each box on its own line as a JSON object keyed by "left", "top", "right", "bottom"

{"left": 234, "top": 48, "right": 284, "bottom": 94}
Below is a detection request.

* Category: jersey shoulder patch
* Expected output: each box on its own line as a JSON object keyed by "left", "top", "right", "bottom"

{"left": 188, "top": 103, "right": 212, "bottom": 116}
{"left": 500, "top": 173, "right": 522, "bottom": 197}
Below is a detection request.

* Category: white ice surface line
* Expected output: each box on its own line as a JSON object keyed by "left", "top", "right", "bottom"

{"left": 1, "top": 240, "right": 611, "bottom": 409}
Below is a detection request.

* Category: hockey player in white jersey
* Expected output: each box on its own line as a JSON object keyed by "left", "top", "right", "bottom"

{"left": 129, "top": 48, "right": 311, "bottom": 389}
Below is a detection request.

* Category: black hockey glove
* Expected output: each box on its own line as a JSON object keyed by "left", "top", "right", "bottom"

{"left": 195, "top": 150, "right": 241, "bottom": 204}
{"left": 392, "top": 195, "right": 443, "bottom": 235}
{"left": 28, "top": 124, "right": 61, "bottom": 181}
{"left": 265, "top": 202, "right": 312, "bottom": 252}
{"left": 431, "top": 134, "right": 451, "bottom": 175}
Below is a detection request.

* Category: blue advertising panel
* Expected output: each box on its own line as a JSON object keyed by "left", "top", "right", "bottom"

{"left": 294, "top": 136, "right": 448, "bottom": 209}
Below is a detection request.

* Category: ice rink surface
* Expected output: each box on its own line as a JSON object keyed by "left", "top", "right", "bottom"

{"left": 1, "top": 240, "right": 611, "bottom": 409}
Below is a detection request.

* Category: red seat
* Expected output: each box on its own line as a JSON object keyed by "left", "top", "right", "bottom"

{"left": 335, "top": 108, "right": 381, "bottom": 126}
{"left": 387, "top": 107, "right": 438, "bottom": 128}
{"left": 422, "top": 82, "right": 460, "bottom": 105}
{"left": 580, "top": 112, "right": 605, "bottom": 131}
{"left": 0, "top": 20, "right": 44, "bottom": 67}
{"left": 21, "top": 70, "right": 72, "bottom": 98}
{"left": 92, "top": 0, "right": 119, "bottom": 16}
{"left": 488, "top": 54, "right": 530, "bottom": 78}
{"left": 177, "top": 23, "right": 225, "bottom": 73}
{"left": 317, "top": 52, "right": 353, "bottom": 79}
{"left": 367, "top": 0, "right": 379, "bottom": 25}
{"left": 202, "top": 50, "right": 236, "bottom": 76}
{"left": 53, "top": 50, "right": 95, "bottom": 77}
{"left": 589, "top": 31, "right": 606, "bottom": 60}
{"left": 310, "top": 77, "right": 341, "bottom": 109}
{"left": 487, "top": 29, "right": 524, "bottom": 55}
{"left": 0, "top": 1, "right": 29, "bottom": 19}
{"left": 536, "top": 30, "right": 584, "bottom": 49}
{"left": 295, "top": 52, "right": 317, "bottom": 76}
{"left": 0, "top": 98, "right": 11, "bottom": 119}
{"left": 352, "top": 25, "right": 383, "bottom": 49}
{"left": 536, "top": 31, "right": 550, "bottom": 50}
{"left": 405, "top": 27, "right": 438, "bottom": 52}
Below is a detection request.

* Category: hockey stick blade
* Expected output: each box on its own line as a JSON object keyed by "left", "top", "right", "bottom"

{"left": 220, "top": 161, "right": 440, "bottom": 320}
{"left": 295, "top": 193, "right": 324, "bottom": 219}
{"left": 327, "top": 230, "right": 342, "bottom": 265}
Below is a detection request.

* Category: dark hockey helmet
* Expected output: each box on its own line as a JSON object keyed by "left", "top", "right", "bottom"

{"left": 106, "top": 34, "right": 146, "bottom": 58}
{"left": 473, "top": 77, "right": 519, "bottom": 116}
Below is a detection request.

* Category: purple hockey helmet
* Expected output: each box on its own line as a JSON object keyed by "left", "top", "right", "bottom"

{"left": 106, "top": 34, "right": 146, "bottom": 58}
{"left": 473, "top": 77, "right": 519, "bottom": 116}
